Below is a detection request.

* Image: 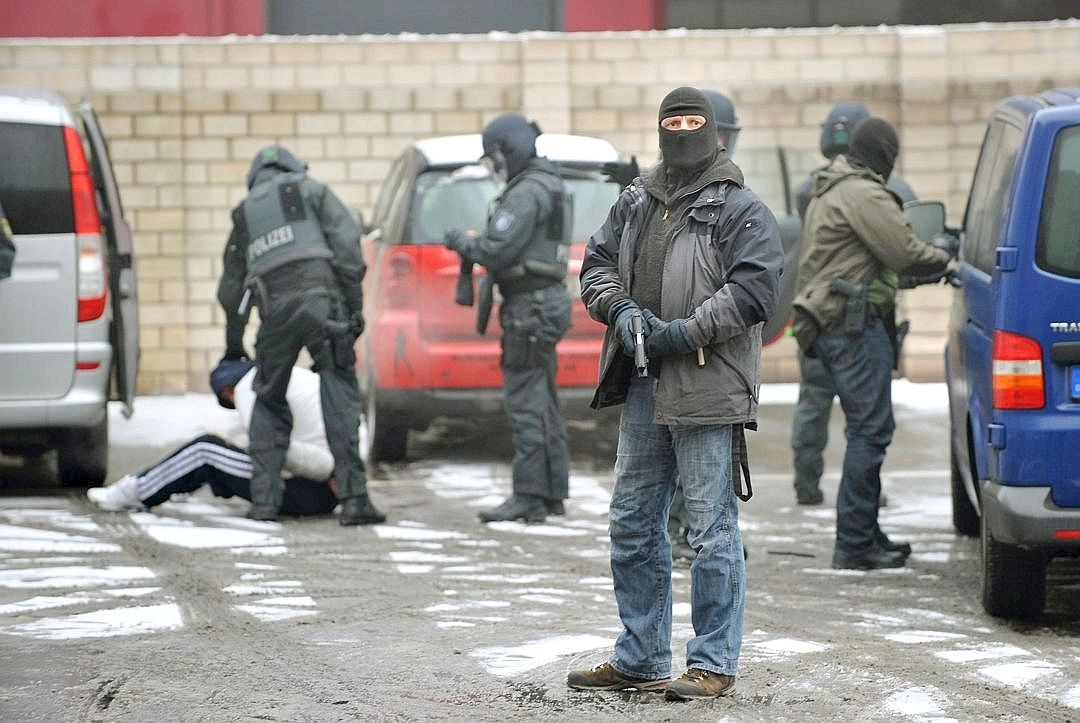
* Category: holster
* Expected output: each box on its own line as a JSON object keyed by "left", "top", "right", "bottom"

{"left": 476, "top": 275, "right": 495, "bottom": 335}
{"left": 829, "top": 278, "right": 868, "bottom": 336}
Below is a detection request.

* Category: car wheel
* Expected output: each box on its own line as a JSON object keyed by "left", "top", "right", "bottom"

{"left": 951, "top": 439, "right": 979, "bottom": 537}
{"left": 980, "top": 512, "right": 1046, "bottom": 618}
{"left": 364, "top": 380, "right": 408, "bottom": 463}
{"left": 57, "top": 415, "right": 108, "bottom": 487}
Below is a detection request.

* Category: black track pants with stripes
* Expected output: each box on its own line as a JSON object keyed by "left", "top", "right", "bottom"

{"left": 134, "top": 434, "right": 338, "bottom": 516}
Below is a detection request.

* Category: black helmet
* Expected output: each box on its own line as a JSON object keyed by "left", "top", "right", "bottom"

{"left": 702, "top": 89, "right": 741, "bottom": 154}
{"left": 819, "top": 101, "right": 870, "bottom": 159}
{"left": 480, "top": 113, "right": 541, "bottom": 183}
{"left": 246, "top": 145, "right": 306, "bottom": 189}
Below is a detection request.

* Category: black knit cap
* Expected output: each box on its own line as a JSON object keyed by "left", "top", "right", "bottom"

{"left": 848, "top": 117, "right": 899, "bottom": 180}
{"left": 658, "top": 86, "right": 715, "bottom": 128}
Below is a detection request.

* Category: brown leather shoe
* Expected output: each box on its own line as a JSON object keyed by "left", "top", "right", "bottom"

{"left": 665, "top": 668, "right": 736, "bottom": 700}
{"left": 567, "top": 662, "right": 669, "bottom": 692}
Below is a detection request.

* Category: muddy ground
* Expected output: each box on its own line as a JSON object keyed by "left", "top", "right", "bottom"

{"left": 1, "top": 387, "right": 1078, "bottom": 722}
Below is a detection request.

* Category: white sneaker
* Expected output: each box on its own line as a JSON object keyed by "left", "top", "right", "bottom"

{"left": 86, "top": 474, "right": 143, "bottom": 511}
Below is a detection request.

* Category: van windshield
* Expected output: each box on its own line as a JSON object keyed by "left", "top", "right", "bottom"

{"left": 406, "top": 167, "right": 620, "bottom": 244}
{"left": 0, "top": 122, "right": 74, "bottom": 235}
{"left": 1038, "top": 125, "right": 1080, "bottom": 278}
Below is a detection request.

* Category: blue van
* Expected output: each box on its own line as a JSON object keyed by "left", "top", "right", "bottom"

{"left": 923, "top": 88, "right": 1080, "bottom": 618}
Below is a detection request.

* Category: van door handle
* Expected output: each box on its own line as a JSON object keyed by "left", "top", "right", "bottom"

{"left": 1050, "top": 341, "right": 1080, "bottom": 364}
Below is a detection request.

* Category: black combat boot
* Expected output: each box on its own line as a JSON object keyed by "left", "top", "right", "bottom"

{"left": 478, "top": 495, "right": 546, "bottom": 523}
{"left": 340, "top": 493, "right": 386, "bottom": 526}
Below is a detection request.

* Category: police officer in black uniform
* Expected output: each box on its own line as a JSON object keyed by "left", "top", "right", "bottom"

{"left": 445, "top": 114, "right": 572, "bottom": 524}
{"left": 216, "top": 145, "right": 385, "bottom": 525}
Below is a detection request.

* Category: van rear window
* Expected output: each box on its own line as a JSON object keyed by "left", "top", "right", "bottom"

{"left": 0, "top": 121, "right": 74, "bottom": 235}
{"left": 1038, "top": 125, "right": 1080, "bottom": 278}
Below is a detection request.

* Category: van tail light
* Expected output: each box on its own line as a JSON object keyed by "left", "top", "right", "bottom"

{"left": 385, "top": 251, "right": 415, "bottom": 308}
{"left": 992, "top": 330, "right": 1044, "bottom": 410}
{"left": 64, "top": 126, "right": 107, "bottom": 322}
{"left": 1055, "top": 530, "right": 1080, "bottom": 540}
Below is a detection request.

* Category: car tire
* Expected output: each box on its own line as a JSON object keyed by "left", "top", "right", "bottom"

{"left": 980, "top": 512, "right": 1046, "bottom": 618}
{"left": 57, "top": 415, "right": 108, "bottom": 487}
{"left": 364, "top": 381, "right": 408, "bottom": 463}
{"left": 951, "top": 439, "right": 979, "bottom": 537}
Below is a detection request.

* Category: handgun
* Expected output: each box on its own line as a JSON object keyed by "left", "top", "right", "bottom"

{"left": 630, "top": 310, "right": 648, "bottom": 377}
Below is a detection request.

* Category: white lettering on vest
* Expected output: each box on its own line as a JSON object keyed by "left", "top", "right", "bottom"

{"left": 247, "top": 224, "right": 296, "bottom": 262}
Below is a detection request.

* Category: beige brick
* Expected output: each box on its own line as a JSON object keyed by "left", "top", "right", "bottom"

{"left": 320, "top": 43, "right": 364, "bottom": 63}
{"left": 140, "top": 347, "right": 188, "bottom": 371}
{"left": 457, "top": 42, "right": 502, "bottom": 63}
{"left": 523, "top": 39, "right": 569, "bottom": 61}
{"left": 389, "top": 113, "right": 434, "bottom": 135}
{"left": 597, "top": 85, "right": 641, "bottom": 108}
{"left": 411, "top": 43, "right": 455, "bottom": 62}
{"left": 434, "top": 63, "right": 481, "bottom": 86}
{"left": 524, "top": 61, "right": 569, "bottom": 84}
{"left": 796, "top": 58, "right": 845, "bottom": 82}
{"left": 202, "top": 114, "right": 248, "bottom": 137}
{"left": 184, "top": 91, "right": 227, "bottom": 113}
{"left": 184, "top": 138, "right": 229, "bottom": 160}
{"left": 569, "top": 61, "right": 614, "bottom": 86}
{"left": 344, "top": 113, "right": 388, "bottom": 134}
{"left": 134, "top": 66, "right": 180, "bottom": 90}
{"left": 226, "top": 90, "right": 273, "bottom": 113}
{"left": 204, "top": 67, "right": 250, "bottom": 90}
{"left": 591, "top": 39, "right": 637, "bottom": 60}
{"left": 341, "top": 64, "right": 388, "bottom": 88}
{"left": 775, "top": 35, "right": 818, "bottom": 58}
{"left": 110, "top": 139, "right": 159, "bottom": 162}
{"left": 272, "top": 44, "right": 320, "bottom": 64}
{"left": 320, "top": 89, "right": 367, "bottom": 111}
{"left": 296, "top": 64, "right": 343, "bottom": 88}
{"left": 252, "top": 65, "right": 296, "bottom": 89}
{"left": 388, "top": 63, "right": 434, "bottom": 86}
{"left": 90, "top": 66, "right": 134, "bottom": 91}
{"left": 297, "top": 113, "right": 341, "bottom": 135}
{"left": 572, "top": 109, "right": 618, "bottom": 133}
{"left": 273, "top": 92, "right": 321, "bottom": 112}
{"left": 250, "top": 114, "right": 295, "bottom": 136}
{"left": 181, "top": 44, "right": 225, "bottom": 65}
{"left": 900, "top": 56, "right": 948, "bottom": 81}
{"left": 727, "top": 35, "right": 773, "bottom": 59}
{"left": 479, "top": 62, "right": 521, "bottom": 86}
{"left": 434, "top": 111, "right": 481, "bottom": 134}
{"left": 226, "top": 44, "right": 272, "bottom": 65}
{"left": 366, "top": 43, "right": 409, "bottom": 63}
{"left": 368, "top": 89, "right": 412, "bottom": 111}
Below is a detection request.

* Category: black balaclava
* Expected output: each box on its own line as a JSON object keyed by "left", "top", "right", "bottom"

{"left": 481, "top": 113, "right": 540, "bottom": 183}
{"left": 819, "top": 101, "right": 870, "bottom": 159}
{"left": 702, "top": 89, "right": 741, "bottom": 155}
{"left": 245, "top": 145, "right": 306, "bottom": 189}
{"left": 848, "top": 117, "right": 899, "bottom": 180}
{"left": 658, "top": 86, "right": 718, "bottom": 181}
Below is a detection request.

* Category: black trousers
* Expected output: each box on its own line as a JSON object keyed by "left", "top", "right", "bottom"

{"left": 135, "top": 433, "right": 338, "bottom": 516}
{"left": 250, "top": 264, "right": 367, "bottom": 510}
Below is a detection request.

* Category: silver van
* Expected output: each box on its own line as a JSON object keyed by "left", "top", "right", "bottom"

{"left": 0, "top": 86, "right": 138, "bottom": 485}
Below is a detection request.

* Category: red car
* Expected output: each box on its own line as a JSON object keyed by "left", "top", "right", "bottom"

{"left": 358, "top": 133, "right": 623, "bottom": 461}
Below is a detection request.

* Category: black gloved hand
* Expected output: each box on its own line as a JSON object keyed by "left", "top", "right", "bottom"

{"left": 444, "top": 228, "right": 463, "bottom": 252}
{"left": 608, "top": 298, "right": 647, "bottom": 356}
{"left": 349, "top": 311, "right": 365, "bottom": 338}
{"left": 223, "top": 347, "right": 249, "bottom": 361}
{"left": 601, "top": 156, "right": 640, "bottom": 189}
{"left": 641, "top": 309, "right": 696, "bottom": 358}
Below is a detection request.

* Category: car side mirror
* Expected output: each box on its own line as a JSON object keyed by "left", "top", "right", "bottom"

{"left": 904, "top": 200, "right": 946, "bottom": 244}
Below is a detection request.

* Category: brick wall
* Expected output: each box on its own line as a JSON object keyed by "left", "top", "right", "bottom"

{"left": 2, "top": 21, "right": 1079, "bottom": 392}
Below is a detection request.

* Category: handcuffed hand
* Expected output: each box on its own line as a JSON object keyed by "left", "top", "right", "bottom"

{"left": 641, "top": 309, "right": 696, "bottom": 358}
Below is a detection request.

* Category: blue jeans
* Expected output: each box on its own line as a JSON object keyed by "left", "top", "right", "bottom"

{"left": 791, "top": 350, "right": 836, "bottom": 498}
{"left": 608, "top": 375, "right": 745, "bottom": 679}
{"left": 812, "top": 319, "right": 895, "bottom": 556}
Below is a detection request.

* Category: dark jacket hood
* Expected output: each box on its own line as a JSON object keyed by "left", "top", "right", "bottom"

{"left": 642, "top": 151, "right": 744, "bottom": 205}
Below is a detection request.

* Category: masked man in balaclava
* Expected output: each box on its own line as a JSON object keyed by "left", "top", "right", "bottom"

{"left": 445, "top": 114, "right": 572, "bottom": 524}
{"left": 572, "top": 87, "right": 783, "bottom": 700}
{"left": 216, "top": 146, "right": 385, "bottom": 525}
{"left": 790, "top": 102, "right": 919, "bottom": 509}
{"left": 792, "top": 117, "right": 952, "bottom": 570}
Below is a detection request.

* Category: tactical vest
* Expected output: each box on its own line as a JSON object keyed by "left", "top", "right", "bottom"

{"left": 240, "top": 171, "right": 333, "bottom": 286}
{"left": 493, "top": 168, "right": 573, "bottom": 291}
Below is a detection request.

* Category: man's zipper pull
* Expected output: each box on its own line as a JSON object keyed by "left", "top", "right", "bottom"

{"left": 662, "top": 208, "right": 669, "bottom": 220}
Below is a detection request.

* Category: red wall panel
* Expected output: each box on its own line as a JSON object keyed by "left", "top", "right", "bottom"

{"left": 564, "top": 0, "right": 664, "bottom": 31}
{"left": 0, "top": 0, "right": 264, "bottom": 37}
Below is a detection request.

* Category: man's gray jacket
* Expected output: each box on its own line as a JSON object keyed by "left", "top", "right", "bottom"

{"left": 580, "top": 156, "right": 784, "bottom": 425}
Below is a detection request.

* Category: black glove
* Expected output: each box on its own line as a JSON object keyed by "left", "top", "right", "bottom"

{"left": 601, "top": 156, "right": 640, "bottom": 189}
{"left": 641, "top": 309, "right": 696, "bottom": 358}
{"left": 223, "top": 347, "right": 248, "bottom": 361}
{"left": 608, "top": 298, "right": 648, "bottom": 356}
{"left": 929, "top": 231, "right": 960, "bottom": 259}
{"left": 349, "top": 311, "right": 365, "bottom": 338}
{"left": 444, "top": 228, "right": 463, "bottom": 252}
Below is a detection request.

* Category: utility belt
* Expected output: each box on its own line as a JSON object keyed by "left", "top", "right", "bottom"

{"left": 474, "top": 275, "right": 561, "bottom": 335}
{"left": 241, "top": 257, "right": 337, "bottom": 315}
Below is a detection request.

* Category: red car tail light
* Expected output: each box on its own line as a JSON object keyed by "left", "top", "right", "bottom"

{"left": 992, "top": 330, "right": 1044, "bottom": 410}
{"left": 385, "top": 250, "right": 416, "bottom": 308}
{"left": 65, "top": 125, "right": 107, "bottom": 322}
